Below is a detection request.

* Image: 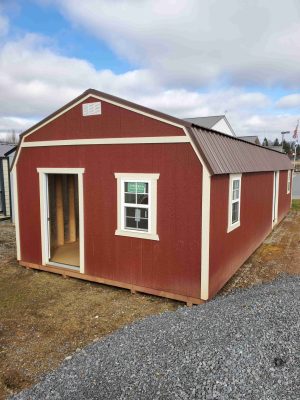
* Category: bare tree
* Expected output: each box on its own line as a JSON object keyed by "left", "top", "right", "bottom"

{"left": 4, "top": 130, "right": 19, "bottom": 144}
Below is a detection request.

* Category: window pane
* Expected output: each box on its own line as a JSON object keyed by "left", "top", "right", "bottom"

{"left": 233, "top": 188, "right": 239, "bottom": 201}
{"left": 125, "top": 207, "right": 148, "bottom": 231}
{"left": 232, "top": 202, "right": 239, "bottom": 224}
{"left": 124, "top": 182, "right": 148, "bottom": 194}
{"left": 137, "top": 194, "right": 148, "bottom": 204}
{"left": 125, "top": 193, "right": 136, "bottom": 204}
{"left": 125, "top": 207, "right": 136, "bottom": 217}
{"left": 137, "top": 182, "right": 148, "bottom": 194}
{"left": 125, "top": 182, "right": 136, "bottom": 193}
{"left": 233, "top": 180, "right": 240, "bottom": 190}
{"left": 138, "top": 218, "right": 148, "bottom": 230}
{"left": 140, "top": 208, "right": 148, "bottom": 218}
{"left": 125, "top": 217, "right": 137, "bottom": 229}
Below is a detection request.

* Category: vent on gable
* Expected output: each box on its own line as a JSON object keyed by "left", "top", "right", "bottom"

{"left": 82, "top": 102, "right": 101, "bottom": 116}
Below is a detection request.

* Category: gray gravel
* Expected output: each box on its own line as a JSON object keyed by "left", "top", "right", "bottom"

{"left": 12, "top": 276, "right": 300, "bottom": 400}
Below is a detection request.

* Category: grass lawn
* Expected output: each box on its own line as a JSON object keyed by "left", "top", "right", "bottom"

{"left": 292, "top": 199, "right": 300, "bottom": 211}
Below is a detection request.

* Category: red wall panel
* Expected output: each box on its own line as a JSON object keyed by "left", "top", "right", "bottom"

{"left": 209, "top": 171, "right": 290, "bottom": 298}
{"left": 17, "top": 143, "right": 202, "bottom": 298}
{"left": 25, "top": 97, "right": 184, "bottom": 142}
{"left": 278, "top": 170, "right": 291, "bottom": 222}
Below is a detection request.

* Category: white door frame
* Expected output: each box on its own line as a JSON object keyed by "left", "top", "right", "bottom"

{"left": 272, "top": 171, "right": 279, "bottom": 228}
{"left": 37, "top": 168, "right": 85, "bottom": 273}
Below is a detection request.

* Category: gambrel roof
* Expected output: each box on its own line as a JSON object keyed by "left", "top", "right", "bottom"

{"left": 13, "top": 89, "right": 293, "bottom": 175}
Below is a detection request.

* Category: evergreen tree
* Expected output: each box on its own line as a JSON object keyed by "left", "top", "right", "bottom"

{"left": 262, "top": 137, "right": 269, "bottom": 146}
{"left": 282, "top": 140, "right": 291, "bottom": 154}
{"left": 273, "top": 138, "right": 280, "bottom": 146}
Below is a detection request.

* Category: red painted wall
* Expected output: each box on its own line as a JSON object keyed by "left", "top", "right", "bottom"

{"left": 17, "top": 143, "right": 202, "bottom": 298}
{"left": 25, "top": 97, "right": 184, "bottom": 142}
{"left": 278, "top": 170, "right": 291, "bottom": 222}
{"left": 209, "top": 171, "right": 291, "bottom": 298}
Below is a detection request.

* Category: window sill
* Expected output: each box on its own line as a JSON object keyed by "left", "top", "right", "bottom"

{"left": 115, "top": 229, "right": 159, "bottom": 241}
{"left": 227, "top": 221, "right": 240, "bottom": 233}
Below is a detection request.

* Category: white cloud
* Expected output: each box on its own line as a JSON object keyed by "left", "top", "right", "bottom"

{"left": 276, "top": 93, "right": 300, "bottom": 109}
{"left": 51, "top": 0, "right": 300, "bottom": 88}
{"left": 0, "top": 5, "right": 298, "bottom": 143}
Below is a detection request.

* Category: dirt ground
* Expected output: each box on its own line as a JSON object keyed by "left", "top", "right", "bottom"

{"left": 0, "top": 202, "right": 299, "bottom": 399}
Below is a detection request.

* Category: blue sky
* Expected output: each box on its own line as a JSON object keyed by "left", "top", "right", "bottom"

{"left": 9, "top": 0, "right": 132, "bottom": 73}
{"left": 0, "top": 0, "right": 299, "bottom": 140}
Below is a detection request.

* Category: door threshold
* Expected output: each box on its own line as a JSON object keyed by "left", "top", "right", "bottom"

{"left": 47, "top": 261, "right": 80, "bottom": 272}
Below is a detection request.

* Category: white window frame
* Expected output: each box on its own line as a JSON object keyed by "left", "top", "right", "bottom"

{"left": 287, "top": 170, "right": 291, "bottom": 194}
{"left": 115, "top": 173, "right": 159, "bottom": 241}
{"left": 227, "top": 174, "right": 242, "bottom": 233}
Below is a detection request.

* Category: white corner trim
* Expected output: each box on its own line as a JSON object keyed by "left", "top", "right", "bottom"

{"left": 287, "top": 169, "right": 291, "bottom": 194}
{"left": 12, "top": 168, "right": 21, "bottom": 260}
{"left": 200, "top": 168, "right": 211, "bottom": 300}
{"left": 115, "top": 173, "right": 159, "bottom": 241}
{"left": 78, "top": 173, "right": 85, "bottom": 274}
{"left": 22, "top": 136, "right": 189, "bottom": 148}
{"left": 182, "top": 127, "right": 212, "bottom": 301}
{"left": 38, "top": 169, "right": 85, "bottom": 273}
{"left": 37, "top": 168, "right": 85, "bottom": 174}
{"left": 272, "top": 171, "right": 280, "bottom": 228}
{"left": 227, "top": 174, "right": 242, "bottom": 233}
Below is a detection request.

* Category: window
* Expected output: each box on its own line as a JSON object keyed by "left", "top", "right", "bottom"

{"left": 287, "top": 170, "right": 291, "bottom": 194}
{"left": 227, "top": 174, "right": 242, "bottom": 232}
{"left": 115, "top": 173, "right": 159, "bottom": 240}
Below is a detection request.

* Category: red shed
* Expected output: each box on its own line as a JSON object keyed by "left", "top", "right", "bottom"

{"left": 12, "top": 89, "right": 293, "bottom": 304}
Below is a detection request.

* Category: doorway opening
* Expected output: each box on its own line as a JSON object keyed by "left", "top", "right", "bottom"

{"left": 47, "top": 174, "right": 80, "bottom": 268}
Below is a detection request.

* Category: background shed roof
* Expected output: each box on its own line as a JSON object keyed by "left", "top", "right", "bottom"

{"left": 185, "top": 115, "right": 223, "bottom": 129}
{"left": 0, "top": 143, "right": 15, "bottom": 157}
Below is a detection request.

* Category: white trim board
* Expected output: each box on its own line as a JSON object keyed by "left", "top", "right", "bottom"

{"left": 12, "top": 168, "right": 21, "bottom": 260}
{"left": 22, "top": 136, "right": 189, "bottom": 148}
{"left": 37, "top": 168, "right": 85, "bottom": 274}
{"left": 272, "top": 171, "right": 280, "bottom": 228}
{"left": 182, "top": 128, "right": 212, "bottom": 301}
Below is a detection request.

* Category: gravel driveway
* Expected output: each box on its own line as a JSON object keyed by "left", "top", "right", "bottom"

{"left": 12, "top": 276, "right": 299, "bottom": 400}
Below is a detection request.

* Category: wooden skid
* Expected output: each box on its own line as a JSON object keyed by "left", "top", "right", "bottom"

{"left": 19, "top": 261, "right": 204, "bottom": 306}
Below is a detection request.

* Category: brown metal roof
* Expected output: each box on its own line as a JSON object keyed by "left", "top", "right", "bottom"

{"left": 188, "top": 126, "right": 293, "bottom": 175}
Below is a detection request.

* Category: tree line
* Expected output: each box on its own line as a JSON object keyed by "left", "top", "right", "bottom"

{"left": 262, "top": 137, "right": 300, "bottom": 156}
{"left": 0, "top": 130, "right": 19, "bottom": 144}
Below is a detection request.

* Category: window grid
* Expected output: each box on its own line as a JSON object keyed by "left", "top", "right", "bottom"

{"left": 231, "top": 179, "right": 240, "bottom": 225}
{"left": 121, "top": 179, "right": 151, "bottom": 233}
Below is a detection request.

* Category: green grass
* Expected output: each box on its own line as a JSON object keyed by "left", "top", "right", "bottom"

{"left": 292, "top": 199, "right": 300, "bottom": 211}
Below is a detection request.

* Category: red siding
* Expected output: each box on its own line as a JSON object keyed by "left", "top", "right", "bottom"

{"left": 25, "top": 97, "right": 184, "bottom": 142}
{"left": 209, "top": 172, "right": 275, "bottom": 298}
{"left": 278, "top": 170, "right": 291, "bottom": 222}
{"left": 17, "top": 143, "right": 202, "bottom": 298}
